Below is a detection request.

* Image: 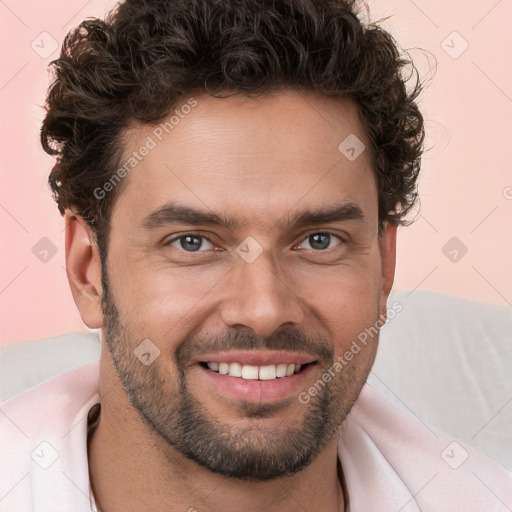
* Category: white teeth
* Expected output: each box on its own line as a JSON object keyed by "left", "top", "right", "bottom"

{"left": 241, "top": 365, "right": 259, "bottom": 380}
{"left": 205, "top": 361, "right": 305, "bottom": 380}
{"left": 228, "top": 362, "right": 242, "bottom": 377}
{"left": 259, "top": 365, "right": 277, "bottom": 380}
{"left": 276, "top": 364, "right": 288, "bottom": 378}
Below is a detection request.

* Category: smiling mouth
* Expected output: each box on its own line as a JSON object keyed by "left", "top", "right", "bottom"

{"left": 199, "top": 361, "right": 316, "bottom": 380}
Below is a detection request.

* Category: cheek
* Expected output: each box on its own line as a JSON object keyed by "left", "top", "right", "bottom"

{"left": 300, "top": 254, "right": 382, "bottom": 358}
{"left": 108, "top": 256, "right": 227, "bottom": 346}
{"left": 327, "top": 293, "right": 381, "bottom": 362}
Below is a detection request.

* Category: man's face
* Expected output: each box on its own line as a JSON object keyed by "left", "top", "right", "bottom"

{"left": 98, "top": 91, "right": 395, "bottom": 481}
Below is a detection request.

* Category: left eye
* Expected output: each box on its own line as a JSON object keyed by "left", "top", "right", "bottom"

{"left": 297, "top": 233, "right": 342, "bottom": 251}
{"left": 168, "top": 234, "right": 214, "bottom": 252}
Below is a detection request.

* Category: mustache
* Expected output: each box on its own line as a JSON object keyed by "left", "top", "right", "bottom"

{"left": 176, "top": 329, "right": 333, "bottom": 367}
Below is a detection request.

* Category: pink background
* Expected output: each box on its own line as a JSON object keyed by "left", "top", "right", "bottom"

{"left": 1, "top": 0, "right": 511, "bottom": 346}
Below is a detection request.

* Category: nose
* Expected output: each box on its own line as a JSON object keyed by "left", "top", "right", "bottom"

{"left": 219, "top": 250, "right": 304, "bottom": 338}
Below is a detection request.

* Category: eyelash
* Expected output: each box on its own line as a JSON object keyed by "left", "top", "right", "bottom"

{"left": 165, "top": 231, "right": 344, "bottom": 253}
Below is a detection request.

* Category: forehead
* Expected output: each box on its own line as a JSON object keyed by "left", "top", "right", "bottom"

{"left": 112, "top": 90, "right": 377, "bottom": 230}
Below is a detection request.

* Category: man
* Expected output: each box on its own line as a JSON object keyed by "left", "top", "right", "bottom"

{"left": 1, "top": 0, "right": 510, "bottom": 510}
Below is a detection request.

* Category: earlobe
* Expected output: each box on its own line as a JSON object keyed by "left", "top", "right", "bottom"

{"left": 378, "top": 222, "right": 398, "bottom": 319}
{"left": 64, "top": 210, "right": 104, "bottom": 329}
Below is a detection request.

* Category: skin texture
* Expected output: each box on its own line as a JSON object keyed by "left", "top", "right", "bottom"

{"left": 65, "top": 90, "right": 397, "bottom": 512}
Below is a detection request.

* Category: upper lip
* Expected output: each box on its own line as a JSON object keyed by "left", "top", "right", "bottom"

{"left": 194, "top": 350, "right": 317, "bottom": 366}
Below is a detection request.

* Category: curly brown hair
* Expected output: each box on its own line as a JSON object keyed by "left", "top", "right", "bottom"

{"left": 41, "top": 0, "right": 424, "bottom": 252}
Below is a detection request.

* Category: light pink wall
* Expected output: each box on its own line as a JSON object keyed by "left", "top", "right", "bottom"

{"left": 1, "top": 0, "right": 511, "bottom": 346}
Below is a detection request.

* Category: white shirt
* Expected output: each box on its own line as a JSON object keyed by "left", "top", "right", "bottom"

{"left": 0, "top": 363, "right": 510, "bottom": 511}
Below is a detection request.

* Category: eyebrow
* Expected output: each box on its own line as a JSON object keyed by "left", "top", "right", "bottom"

{"left": 142, "top": 201, "right": 365, "bottom": 231}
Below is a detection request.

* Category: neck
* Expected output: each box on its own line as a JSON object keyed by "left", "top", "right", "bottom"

{"left": 88, "top": 362, "right": 345, "bottom": 512}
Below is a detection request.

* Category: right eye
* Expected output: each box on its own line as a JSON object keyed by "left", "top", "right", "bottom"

{"left": 166, "top": 234, "right": 216, "bottom": 252}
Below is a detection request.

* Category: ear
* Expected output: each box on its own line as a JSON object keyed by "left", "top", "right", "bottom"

{"left": 378, "top": 222, "right": 397, "bottom": 319}
{"left": 64, "top": 210, "right": 104, "bottom": 329}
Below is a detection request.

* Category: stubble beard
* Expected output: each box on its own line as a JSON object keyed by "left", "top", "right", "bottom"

{"left": 100, "top": 271, "right": 376, "bottom": 481}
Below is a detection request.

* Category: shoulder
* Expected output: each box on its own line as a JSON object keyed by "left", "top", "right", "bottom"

{"left": 338, "top": 384, "right": 512, "bottom": 512}
{"left": 0, "top": 362, "right": 100, "bottom": 432}
{"left": 0, "top": 363, "right": 100, "bottom": 511}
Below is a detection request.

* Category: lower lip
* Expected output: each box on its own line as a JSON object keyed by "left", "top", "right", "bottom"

{"left": 197, "top": 363, "right": 316, "bottom": 403}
